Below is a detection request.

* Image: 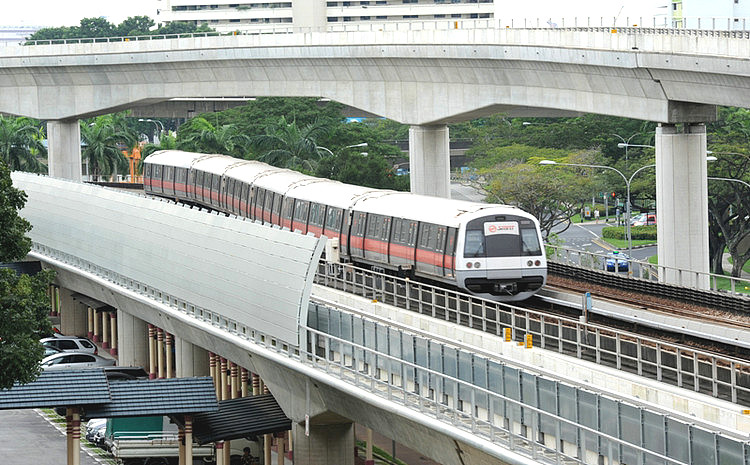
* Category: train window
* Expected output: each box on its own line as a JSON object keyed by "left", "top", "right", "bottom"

{"left": 282, "top": 197, "right": 294, "bottom": 220}
{"left": 212, "top": 174, "right": 220, "bottom": 193}
{"left": 446, "top": 228, "right": 457, "bottom": 256}
{"left": 144, "top": 164, "right": 152, "bottom": 177}
{"left": 366, "top": 214, "right": 379, "bottom": 237}
{"left": 273, "top": 195, "right": 282, "bottom": 220}
{"left": 167, "top": 166, "right": 174, "bottom": 182}
{"left": 325, "top": 207, "right": 341, "bottom": 230}
{"left": 407, "top": 221, "right": 418, "bottom": 246}
{"left": 435, "top": 226, "right": 447, "bottom": 253}
{"left": 464, "top": 230, "right": 485, "bottom": 257}
{"left": 521, "top": 227, "right": 542, "bottom": 256}
{"left": 264, "top": 191, "right": 274, "bottom": 214}
{"left": 381, "top": 217, "right": 391, "bottom": 241}
{"left": 418, "top": 224, "right": 432, "bottom": 249}
{"left": 310, "top": 203, "right": 325, "bottom": 227}
{"left": 391, "top": 218, "right": 403, "bottom": 243}
{"left": 352, "top": 212, "right": 367, "bottom": 236}
{"left": 294, "top": 200, "right": 309, "bottom": 222}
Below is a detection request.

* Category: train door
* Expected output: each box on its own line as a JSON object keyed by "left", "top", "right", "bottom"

{"left": 435, "top": 226, "right": 448, "bottom": 276}
{"left": 281, "top": 196, "right": 294, "bottom": 230}
{"left": 389, "top": 218, "right": 415, "bottom": 268}
{"left": 308, "top": 203, "right": 324, "bottom": 237}
{"left": 163, "top": 165, "right": 174, "bottom": 196}
{"left": 443, "top": 228, "right": 457, "bottom": 278}
{"left": 292, "top": 199, "right": 309, "bottom": 233}
{"left": 349, "top": 211, "right": 367, "bottom": 258}
{"left": 263, "top": 192, "right": 274, "bottom": 224}
{"left": 143, "top": 164, "right": 153, "bottom": 193}
{"left": 272, "top": 195, "right": 282, "bottom": 225}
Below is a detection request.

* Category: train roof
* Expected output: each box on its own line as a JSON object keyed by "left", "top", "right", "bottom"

{"left": 251, "top": 169, "right": 318, "bottom": 195}
{"left": 286, "top": 179, "right": 379, "bottom": 210}
{"left": 144, "top": 150, "right": 207, "bottom": 169}
{"left": 352, "top": 192, "right": 523, "bottom": 227}
{"left": 192, "top": 155, "right": 246, "bottom": 175}
{"left": 224, "top": 161, "right": 283, "bottom": 183}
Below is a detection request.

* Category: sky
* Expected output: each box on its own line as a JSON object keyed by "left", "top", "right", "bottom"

{"left": 2, "top": 0, "right": 156, "bottom": 28}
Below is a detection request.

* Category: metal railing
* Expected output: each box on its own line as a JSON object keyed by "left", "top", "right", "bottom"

{"left": 546, "top": 244, "right": 750, "bottom": 297}
{"left": 30, "top": 243, "right": 749, "bottom": 465}
{"left": 314, "top": 261, "right": 750, "bottom": 405}
{"left": 7, "top": 16, "right": 750, "bottom": 48}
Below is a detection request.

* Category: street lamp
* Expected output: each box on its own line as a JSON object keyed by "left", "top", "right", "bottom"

{"left": 138, "top": 118, "right": 164, "bottom": 144}
{"left": 611, "top": 133, "right": 643, "bottom": 169}
{"left": 708, "top": 177, "right": 750, "bottom": 189}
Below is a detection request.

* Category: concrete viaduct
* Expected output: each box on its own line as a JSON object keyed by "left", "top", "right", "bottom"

{"left": 2, "top": 25, "right": 749, "bottom": 284}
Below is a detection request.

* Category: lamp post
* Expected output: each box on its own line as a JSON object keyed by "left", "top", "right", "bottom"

{"left": 611, "top": 133, "right": 643, "bottom": 169}
{"left": 708, "top": 177, "right": 750, "bottom": 189}
{"left": 138, "top": 119, "right": 164, "bottom": 144}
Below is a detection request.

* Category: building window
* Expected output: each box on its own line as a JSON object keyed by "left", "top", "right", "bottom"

{"left": 328, "top": 16, "right": 339, "bottom": 21}
{"left": 361, "top": 15, "right": 371, "bottom": 20}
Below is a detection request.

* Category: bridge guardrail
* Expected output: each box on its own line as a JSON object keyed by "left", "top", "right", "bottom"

{"left": 8, "top": 16, "right": 750, "bottom": 48}
{"left": 314, "top": 260, "right": 750, "bottom": 405}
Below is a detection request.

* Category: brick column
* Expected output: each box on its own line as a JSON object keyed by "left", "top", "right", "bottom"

{"left": 220, "top": 358, "right": 228, "bottom": 400}
{"left": 230, "top": 363, "right": 239, "bottom": 399}
{"left": 241, "top": 368, "right": 249, "bottom": 397}
{"left": 209, "top": 353, "right": 219, "bottom": 397}
{"left": 165, "top": 333, "right": 174, "bottom": 379}
{"left": 184, "top": 415, "right": 193, "bottom": 465}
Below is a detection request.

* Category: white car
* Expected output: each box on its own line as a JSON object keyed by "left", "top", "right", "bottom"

{"left": 41, "top": 351, "right": 115, "bottom": 370}
{"left": 40, "top": 336, "right": 98, "bottom": 354}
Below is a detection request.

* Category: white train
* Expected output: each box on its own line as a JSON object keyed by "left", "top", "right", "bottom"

{"left": 143, "top": 150, "right": 547, "bottom": 301}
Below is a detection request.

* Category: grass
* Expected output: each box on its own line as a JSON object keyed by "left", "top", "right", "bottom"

{"left": 647, "top": 255, "right": 750, "bottom": 294}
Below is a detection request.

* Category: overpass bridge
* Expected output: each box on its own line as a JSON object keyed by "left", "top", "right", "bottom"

{"left": 1, "top": 23, "right": 748, "bottom": 288}
{"left": 12, "top": 173, "right": 750, "bottom": 465}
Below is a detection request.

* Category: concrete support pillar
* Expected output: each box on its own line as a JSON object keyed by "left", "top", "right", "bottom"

{"left": 93, "top": 309, "right": 101, "bottom": 342}
{"left": 408, "top": 124, "right": 451, "bottom": 198}
{"left": 276, "top": 433, "right": 285, "bottom": 465}
{"left": 184, "top": 415, "right": 193, "bottom": 465}
{"left": 109, "top": 311, "right": 117, "bottom": 356}
{"left": 101, "top": 312, "right": 109, "bottom": 350}
{"left": 157, "top": 328, "right": 165, "bottom": 379}
{"left": 230, "top": 363, "right": 239, "bottom": 399}
{"left": 66, "top": 408, "right": 81, "bottom": 465}
{"left": 87, "top": 307, "right": 94, "bottom": 339}
{"left": 48, "top": 120, "right": 83, "bottom": 182}
{"left": 165, "top": 333, "right": 174, "bottom": 379}
{"left": 241, "top": 368, "right": 249, "bottom": 397}
{"left": 220, "top": 358, "right": 229, "bottom": 400}
{"left": 655, "top": 123, "right": 710, "bottom": 289}
{"left": 252, "top": 373, "right": 260, "bottom": 396}
{"left": 148, "top": 324, "right": 157, "bottom": 379}
{"left": 215, "top": 442, "right": 225, "bottom": 465}
{"left": 264, "top": 434, "right": 272, "bottom": 465}
{"left": 292, "top": 421, "right": 355, "bottom": 465}
{"left": 59, "top": 288, "right": 86, "bottom": 336}
{"left": 292, "top": 0, "right": 326, "bottom": 31}
{"left": 175, "top": 337, "right": 209, "bottom": 378}
{"left": 209, "top": 353, "right": 219, "bottom": 397}
{"left": 116, "top": 311, "right": 148, "bottom": 368}
{"left": 365, "top": 427, "right": 374, "bottom": 465}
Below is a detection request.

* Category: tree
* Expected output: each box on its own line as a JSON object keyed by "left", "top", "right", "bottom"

{"left": 0, "top": 160, "right": 54, "bottom": 389}
{"left": 481, "top": 151, "right": 599, "bottom": 239}
{"left": 250, "top": 116, "right": 330, "bottom": 172}
{"left": 177, "top": 117, "right": 250, "bottom": 158}
{"left": 117, "top": 16, "right": 156, "bottom": 36}
{"left": 81, "top": 115, "right": 135, "bottom": 181}
{"left": 0, "top": 116, "right": 46, "bottom": 173}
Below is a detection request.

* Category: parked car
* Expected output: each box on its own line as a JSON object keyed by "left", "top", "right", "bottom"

{"left": 43, "top": 345, "right": 63, "bottom": 358}
{"left": 40, "top": 336, "right": 98, "bottom": 354}
{"left": 84, "top": 419, "right": 106, "bottom": 445}
{"left": 40, "top": 351, "right": 115, "bottom": 370}
{"left": 631, "top": 213, "right": 656, "bottom": 226}
{"left": 605, "top": 251, "right": 630, "bottom": 272}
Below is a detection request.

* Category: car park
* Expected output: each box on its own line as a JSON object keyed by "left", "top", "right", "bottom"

{"left": 605, "top": 251, "right": 630, "bottom": 272}
{"left": 630, "top": 213, "right": 656, "bottom": 226}
{"left": 43, "top": 345, "right": 63, "bottom": 358}
{"left": 40, "top": 336, "right": 98, "bottom": 354}
{"left": 40, "top": 351, "right": 115, "bottom": 370}
{"left": 84, "top": 419, "right": 106, "bottom": 445}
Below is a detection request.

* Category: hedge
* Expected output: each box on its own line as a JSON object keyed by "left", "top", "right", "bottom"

{"left": 602, "top": 225, "right": 657, "bottom": 241}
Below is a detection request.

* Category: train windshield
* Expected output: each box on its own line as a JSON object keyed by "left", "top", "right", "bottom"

{"left": 464, "top": 216, "right": 541, "bottom": 258}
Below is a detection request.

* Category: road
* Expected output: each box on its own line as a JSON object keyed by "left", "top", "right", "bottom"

{"left": 0, "top": 409, "right": 104, "bottom": 465}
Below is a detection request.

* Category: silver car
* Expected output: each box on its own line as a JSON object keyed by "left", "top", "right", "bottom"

{"left": 40, "top": 336, "right": 98, "bottom": 354}
{"left": 41, "top": 351, "right": 115, "bottom": 370}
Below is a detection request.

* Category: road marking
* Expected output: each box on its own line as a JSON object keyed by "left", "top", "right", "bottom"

{"left": 583, "top": 243, "right": 592, "bottom": 246}
{"left": 573, "top": 223, "right": 600, "bottom": 238}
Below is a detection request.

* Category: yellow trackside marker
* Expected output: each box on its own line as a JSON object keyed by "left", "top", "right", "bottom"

{"left": 504, "top": 328, "right": 512, "bottom": 342}
{"left": 526, "top": 334, "right": 533, "bottom": 349}
{"left": 742, "top": 409, "right": 750, "bottom": 415}
{"left": 611, "top": 28, "right": 618, "bottom": 33}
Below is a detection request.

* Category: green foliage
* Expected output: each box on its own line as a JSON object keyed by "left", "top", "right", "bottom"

{"left": 250, "top": 116, "right": 330, "bottom": 172}
{"left": 316, "top": 150, "right": 408, "bottom": 191}
{"left": 0, "top": 268, "right": 54, "bottom": 389}
{"left": 602, "top": 225, "right": 657, "bottom": 241}
{"left": 116, "top": 16, "right": 155, "bottom": 36}
{"left": 26, "top": 16, "right": 214, "bottom": 42}
{"left": 177, "top": 117, "right": 250, "bottom": 159}
{"left": 0, "top": 161, "right": 32, "bottom": 262}
{"left": 81, "top": 115, "right": 135, "bottom": 181}
{"left": 0, "top": 116, "right": 46, "bottom": 173}
{"left": 470, "top": 144, "right": 569, "bottom": 170}
{"left": 0, "top": 160, "right": 54, "bottom": 389}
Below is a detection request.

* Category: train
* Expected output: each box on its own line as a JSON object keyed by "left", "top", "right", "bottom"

{"left": 142, "top": 150, "right": 547, "bottom": 301}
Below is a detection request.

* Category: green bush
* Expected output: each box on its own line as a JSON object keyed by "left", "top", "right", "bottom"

{"left": 602, "top": 225, "right": 657, "bottom": 240}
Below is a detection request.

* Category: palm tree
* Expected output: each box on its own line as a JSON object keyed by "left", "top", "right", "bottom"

{"left": 0, "top": 116, "right": 46, "bottom": 173}
{"left": 138, "top": 133, "right": 178, "bottom": 175}
{"left": 177, "top": 117, "right": 250, "bottom": 158}
{"left": 81, "top": 115, "right": 135, "bottom": 181}
{"left": 251, "top": 116, "right": 330, "bottom": 172}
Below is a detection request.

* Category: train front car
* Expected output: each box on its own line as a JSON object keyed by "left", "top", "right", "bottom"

{"left": 455, "top": 208, "right": 547, "bottom": 301}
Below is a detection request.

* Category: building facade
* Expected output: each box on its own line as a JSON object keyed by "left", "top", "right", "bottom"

{"left": 156, "top": 0, "right": 494, "bottom": 32}
{"left": 672, "top": 0, "right": 750, "bottom": 29}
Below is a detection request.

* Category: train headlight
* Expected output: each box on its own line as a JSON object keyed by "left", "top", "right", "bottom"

{"left": 474, "top": 262, "right": 481, "bottom": 269}
{"left": 466, "top": 262, "right": 472, "bottom": 268}
{"left": 527, "top": 260, "right": 533, "bottom": 266}
{"left": 535, "top": 260, "right": 541, "bottom": 266}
